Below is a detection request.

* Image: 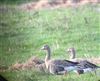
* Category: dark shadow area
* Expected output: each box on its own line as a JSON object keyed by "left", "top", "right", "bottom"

{"left": 0, "top": 75, "right": 8, "bottom": 81}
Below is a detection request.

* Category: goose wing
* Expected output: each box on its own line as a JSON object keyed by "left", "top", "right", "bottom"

{"left": 48, "top": 60, "right": 78, "bottom": 74}
{"left": 50, "top": 59, "right": 78, "bottom": 67}
{"left": 76, "top": 60, "right": 100, "bottom": 69}
{"left": 50, "top": 64, "right": 65, "bottom": 72}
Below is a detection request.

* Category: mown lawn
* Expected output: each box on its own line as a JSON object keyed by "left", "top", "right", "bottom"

{"left": 0, "top": 3, "right": 100, "bottom": 81}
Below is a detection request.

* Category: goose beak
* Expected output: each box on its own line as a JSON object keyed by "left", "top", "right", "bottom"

{"left": 41, "top": 45, "right": 48, "bottom": 50}
{"left": 41, "top": 47, "right": 45, "bottom": 50}
{"left": 67, "top": 49, "right": 70, "bottom": 53}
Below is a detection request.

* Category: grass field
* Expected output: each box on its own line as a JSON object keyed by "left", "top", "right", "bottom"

{"left": 0, "top": 2, "right": 100, "bottom": 81}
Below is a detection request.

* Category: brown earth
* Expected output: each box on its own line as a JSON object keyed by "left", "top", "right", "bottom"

{"left": 19, "top": 0, "right": 100, "bottom": 10}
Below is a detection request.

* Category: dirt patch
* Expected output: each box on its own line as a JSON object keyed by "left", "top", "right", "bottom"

{"left": 87, "top": 57, "right": 100, "bottom": 64}
{"left": 8, "top": 56, "right": 46, "bottom": 72}
{"left": 8, "top": 56, "right": 100, "bottom": 71}
{"left": 0, "top": 56, "right": 99, "bottom": 72}
{"left": 19, "top": 0, "right": 100, "bottom": 11}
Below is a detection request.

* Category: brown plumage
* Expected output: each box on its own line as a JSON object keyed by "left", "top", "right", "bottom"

{"left": 27, "top": 56, "right": 47, "bottom": 72}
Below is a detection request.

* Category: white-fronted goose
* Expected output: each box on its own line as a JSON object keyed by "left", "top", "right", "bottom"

{"left": 27, "top": 56, "right": 46, "bottom": 72}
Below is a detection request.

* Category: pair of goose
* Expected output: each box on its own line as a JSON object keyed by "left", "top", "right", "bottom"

{"left": 40, "top": 45, "right": 100, "bottom": 75}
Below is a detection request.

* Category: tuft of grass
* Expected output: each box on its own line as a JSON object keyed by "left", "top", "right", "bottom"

{"left": 0, "top": 4, "right": 100, "bottom": 81}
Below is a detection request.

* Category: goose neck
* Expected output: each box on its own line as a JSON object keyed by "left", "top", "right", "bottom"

{"left": 70, "top": 51, "right": 76, "bottom": 59}
{"left": 45, "top": 47, "right": 51, "bottom": 62}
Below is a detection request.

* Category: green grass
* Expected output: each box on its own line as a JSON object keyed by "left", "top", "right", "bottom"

{"left": 0, "top": 4, "right": 100, "bottom": 81}
{"left": 0, "top": 0, "right": 39, "bottom": 5}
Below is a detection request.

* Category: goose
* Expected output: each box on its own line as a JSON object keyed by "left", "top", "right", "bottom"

{"left": 41, "top": 45, "right": 78, "bottom": 75}
{"left": 26, "top": 56, "right": 47, "bottom": 72}
{"left": 27, "top": 56, "right": 44, "bottom": 65}
{"left": 67, "top": 47, "right": 100, "bottom": 74}
{"left": 34, "top": 63, "right": 47, "bottom": 73}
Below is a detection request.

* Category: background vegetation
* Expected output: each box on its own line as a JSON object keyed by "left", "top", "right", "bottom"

{"left": 0, "top": 0, "right": 100, "bottom": 81}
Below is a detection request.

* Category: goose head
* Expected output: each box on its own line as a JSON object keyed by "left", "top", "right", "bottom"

{"left": 41, "top": 45, "right": 50, "bottom": 50}
{"left": 67, "top": 47, "right": 76, "bottom": 59}
{"left": 41, "top": 45, "right": 51, "bottom": 61}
